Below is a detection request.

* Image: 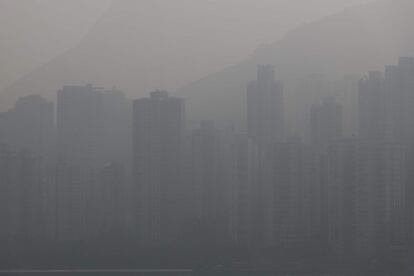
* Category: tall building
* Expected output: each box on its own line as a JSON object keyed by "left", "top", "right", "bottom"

{"left": 293, "top": 74, "right": 331, "bottom": 141}
{"left": 358, "top": 71, "right": 386, "bottom": 141}
{"left": 0, "top": 97, "right": 52, "bottom": 240}
{"left": 356, "top": 59, "right": 414, "bottom": 249}
{"left": 191, "top": 121, "right": 222, "bottom": 226}
{"left": 337, "top": 75, "right": 360, "bottom": 137}
{"left": 102, "top": 88, "right": 132, "bottom": 167}
{"left": 396, "top": 57, "right": 414, "bottom": 142}
{"left": 326, "top": 138, "right": 409, "bottom": 257}
{"left": 0, "top": 146, "right": 44, "bottom": 242}
{"left": 384, "top": 58, "right": 414, "bottom": 142}
{"left": 54, "top": 163, "right": 98, "bottom": 241}
{"left": 0, "top": 95, "right": 54, "bottom": 161}
{"left": 385, "top": 58, "right": 414, "bottom": 246}
{"left": 98, "top": 162, "right": 128, "bottom": 237}
{"left": 355, "top": 142, "right": 409, "bottom": 255}
{"left": 271, "top": 139, "right": 317, "bottom": 247}
{"left": 354, "top": 142, "right": 387, "bottom": 254}
{"left": 326, "top": 139, "right": 357, "bottom": 257}
{"left": 310, "top": 97, "right": 343, "bottom": 152}
{"left": 246, "top": 65, "right": 284, "bottom": 247}
{"left": 247, "top": 65, "right": 284, "bottom": 145}
{"left": 383, "top": 143, "right": 409, "bottom": 248}
{"left": 57, "top": 84, "right": 104, "bottom": 166}
{"left": 228, "top": 134, "right": 259, "bottom": 247}
{"left": 0, "top": 146, "right": 14, "bottom": 241}
{"left": 132, "top": 90, "right": 186, "bottom": 245}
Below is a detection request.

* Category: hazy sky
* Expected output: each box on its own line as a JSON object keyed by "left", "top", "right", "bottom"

{"left": 0, "top": 0, "right": 111, "bottom": 88}
{"left": 0, "top": 0, "right": 374, "bottom": 92}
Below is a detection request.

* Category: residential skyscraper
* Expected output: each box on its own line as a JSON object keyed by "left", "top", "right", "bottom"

{"left": 132, "top": 90, "right": 186, "bottom": 245}
{"left": 228, "top": 134, "right": 259, "bottom": 247}
{"left": 247, "top": 65, "right": 284, "bottom": 145}
{"left": 271, "top": 139, "right": 316, "bottom": 247}
{"left": 354, "top": 141, "right": 409, "bottom": 255}
{"left": 0, "top": 95, "right": 54, "bottom": 161}
{"left": 310, "top": 97, "right": 343, "bottom": 152}
{"left": 0, "top": 146, "right": 43, "bottom": 241}
{"left": 54, "top": 163, "right": 98, "bottom": 241}
{"left": 358, "top": 71, "right": 386, "bottom": 141}
{"left": 326, "top": 139, "right": 358, "bottom": 257}
{"left": 293, "top": 74, "right": 331, "bottom": 141}
{"left": 191, "top": 121, "right": 222, "bottom": 225}
{"left": 246, "top": 65, "right": 284, "bottom": 247}
{"left": 384, "top": 58, "right": 414, "bottom": 142}
{"left": 57, "top": 84, "right": 104, "bottom": 166}
{"left": 326, "top": 138, "right": 409, "bottom": 257}
{"left": 102, "top": 88, "right": 132, "bottom": 167}
{"left": 98, "top": 162, "right": 128, "bottom": 236}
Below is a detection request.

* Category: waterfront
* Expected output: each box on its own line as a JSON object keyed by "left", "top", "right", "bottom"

{"left": 0, "top": 270, "right": 193, "bottom": 276}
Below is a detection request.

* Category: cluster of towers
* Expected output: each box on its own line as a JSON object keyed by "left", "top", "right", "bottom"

{"left": 0, "top": 58, "right": 413, "bottom": 259}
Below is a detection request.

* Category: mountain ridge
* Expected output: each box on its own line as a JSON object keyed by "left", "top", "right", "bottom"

{"left": 2, "top": 0, "right": 413, "bottom": 122}
{"left": 178, "top": 0, "right": 414, "bottom": 122}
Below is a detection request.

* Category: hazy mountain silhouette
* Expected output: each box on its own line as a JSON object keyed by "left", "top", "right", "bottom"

{"left": 0, "top": 0, "right": 109, "bottom": 92}
{"left": 2, "top": 0, "right": 414, "bottom": 121}
{"left": 2, "top": 0, "right": 310, "bottom": 109}
{"left": 179, "top": 0, "right": 414, "bottom": 122}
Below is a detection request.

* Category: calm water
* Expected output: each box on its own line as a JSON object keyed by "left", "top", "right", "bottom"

{"left": 0, "top": 270, "right": 193, "bottom": 276}
{"left": 0, "top": 271, "right": 362, "bottom": 276}
{"left": 0, "top": 270, "right": 349, "bottom": 276}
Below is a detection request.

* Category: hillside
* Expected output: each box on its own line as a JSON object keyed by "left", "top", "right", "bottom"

{"left": 178, "top": 0, "right": 414, "bottom": 122}
{"left": 2, "top": 0, "right": 413, "bottom": 123}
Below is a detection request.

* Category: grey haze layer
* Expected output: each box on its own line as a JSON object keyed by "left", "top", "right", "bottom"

{"left": 179, "top": 0, "right": 414, "bottom": 123}
{"left": 1, "top": 0, "right": 373, "bottom": 108}
{"left": 1, "top": 0, "right": 412, "bottom": 122}
{"left": 0, "top": 0, "right": 111, "bottom": 90}
{"left": 2, "top": 0, "right": 372, "bottom": 97}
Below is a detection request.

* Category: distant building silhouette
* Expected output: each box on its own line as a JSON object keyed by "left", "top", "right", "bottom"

{"left": 0, "top": 147, "right": 43, "bottom": 241}
{"left": 0, "top": 95, "right": 54, "bottom": 161}
{"left": 132, "top": 90, "right": 186, "bottom": 245}
{"left": 384, "top": 58, "right": 414, "bottom": 142}
{"left": 294, "top": 74, "right": 331, "bottom": 142}
{"left": 2, "top": 57, "right": 414, "bottom": 265}
{"left": 326, "top": 139, "right": 357, "bottom": 256}
{"left": 99, "top": 162, "right": 128, "bottom": 236}
{"left": 53, "top": 163, "right": 98, "bottom": 241}
{"left": 102, "top": 88, "right": 131, "bottom": 167}
{"left": 57, "top": 84, "right": 104, "bottom": 166}
{"left": 358, "top": 71, "right": 386, "bottom": 141}
{"left": 228, "top": 134, "right": 258, "bottom": 247}
{"left": 271, "top": 139, "right": 317, "bottom": 246}
{"left": 247, "top": 65, "right": 284, "bottom": 144}
{"left": 190, "top": 122, "right": 226, "bottom": 228}
{"left": 354, "top": 142, "right": 408, "bottom": 255}
{"left": 246, "top": 65, "right": 285, "bottom": 247}
{"left": 310, "top": 97, "right": 342, "bottom": 152}
{"left": 326, "top": 138, "right": 409, "bottom": 256}
{"left": 55, "top": 84, "right": 131, "bottom": 241}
